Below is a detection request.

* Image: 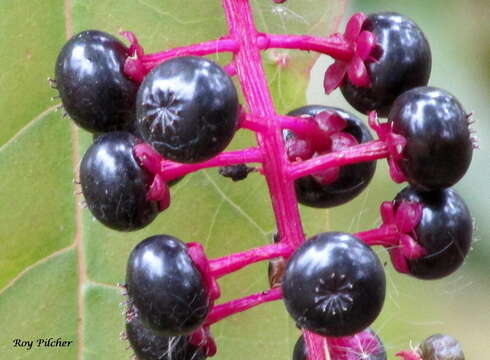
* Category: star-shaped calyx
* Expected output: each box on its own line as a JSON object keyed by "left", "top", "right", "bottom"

{"left": 324, "top": 13, "right": 378, "bottom": 94}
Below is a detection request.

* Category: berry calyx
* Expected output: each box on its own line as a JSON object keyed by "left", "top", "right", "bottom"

{"left": 285, "top": 105, "right": 376, "bottom": 208}
{"left": 126, "top": 235, "right": 211, "bottom": 336}
{"left": 126, "top": 313, "right": 207, "bottom": 360}
{"left": 282, "top": 232, "right": 386, "bottom": 337}
{"left": 55, "top": 30, "right": 137, "bottom": 133}
{"left": 340, "top": 12, "right": 431, "bottom": 117}
{"left": 136, "top": 56, "right": 239, "bottom": 163}
{"left": 80, "top": 132, "right": 159, "bottom": 231}
{"left": 393, "top": 186, "right": 472, "bottom": 279}
{"left": 389, "top": 87, "right": 473, "bottom": 190}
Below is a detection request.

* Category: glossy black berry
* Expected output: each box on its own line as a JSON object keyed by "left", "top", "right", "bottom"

{"left": 126, "top": 235, "right": 210, "bottom": 336}
{"left": 287, "top": 105, "right": 376, "bottom": 208}
{"left": 126, "top": 314, "right": 206, "bottom": 360}
{"left": 282, "top": 232, "right": 386, "bottom": 337}
{"left": 55, "top": 30, "right": 137, "bottom": 133}
{"left": 136, "top": 56, "right": 239, "bottom": 163}
{"left": 390, "top": 87, "right": 473, "bottom": 190}
{"left": 418, "top": 334, "right": 465, "bottom": 360}
{"left": 341, "top": 12, "right": 431, "bottom": 117}
{"left": 80, "top": 132, "right": 158, "bottom": 231}
{"left": 292, "top": 335, "right": 307, "bottom": 360}
{"left": 394, "top": 186, "right": 472, "bottom": 279}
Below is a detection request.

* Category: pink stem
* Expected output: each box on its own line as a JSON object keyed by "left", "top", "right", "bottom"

{"left": 209, "top": 242, "right": 293, "bottom": 278}
{"left": 222, "top": 0, "right": 325, "bottom": 358}
{"left": 134, "top": 143, "right": 263, "bottom": 182}
{"left": 159, "top": 147, "right": 263, "bottom": 181}
{"left": 205, "top": 287, "right": 282, "bottom": 326}
{"left": 304, "top": 331, "right": 329, "bottom": 359}
{"left": 222, "top": 0, "right": 305, "bottom": 247}
{"left": 262, "top": 33, "right": 353, "bottom": 62}
{"left": 141, "top": 37, "right": 239, "bottom": 66}
{"left": 288, "top": 140, "right": 389, "bottom": 180}
{"left": 355, "top": 225, "right": 400, "bottom": 247}
{"left": 396, "top": 350, "right": 423, "bottom": 360}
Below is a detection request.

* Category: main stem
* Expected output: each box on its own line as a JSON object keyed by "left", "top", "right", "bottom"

{"left": 221, "top": 1, "right": 326, "bottom": 359}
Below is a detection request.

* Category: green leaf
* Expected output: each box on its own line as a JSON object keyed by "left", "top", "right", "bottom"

{"left": 0, "top": 1, "right": 344, "bottom": 359}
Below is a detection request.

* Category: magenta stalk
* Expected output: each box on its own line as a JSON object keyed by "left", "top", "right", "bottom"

{"left": 134, "top": 143, "right": 263, "bottom": 181}
{"left": 355, "top": 225, "right": 400, "bottom": 247}
{"left": 159, "top": 147, "right": 264, "bottom": 181}
{"left": 223, "top": 0, "right": 305, "bottom": 247}
{"left": 205, "top": 287, "right": 282, "bottom": 326}
{"left": 141, "top": 37, "right": 239, "bottom": 66}
{"left": 262, "top": 33, "right": 353, "bottom": 61}
{"left": 222, "top": 0, "right": 325, "bottom": 358}
{"left": 209, "top": 242, "right": 293, "bottom": 278}
{"left": 288, "top": 140, "right": 389, "bottom": 180}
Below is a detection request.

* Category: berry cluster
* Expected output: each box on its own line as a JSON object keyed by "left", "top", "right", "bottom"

{"left": 54, "top": 1, "right": 473, "bottom": 359}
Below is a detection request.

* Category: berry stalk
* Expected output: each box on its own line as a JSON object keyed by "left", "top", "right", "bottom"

{"left": 222, "top": 0, "right": 328, "bottom": 358}
{"left": 204, "top": 287, "right": 282, "bottom": 326}
{"left": 261, "top": 33, "right": 352, "bottom": 61}
{"left": 288, "top": 140, "right": 389, "bottom": 180}
{"left": 209, "top": 242, "right": 293, "bottom": 278}
{"left": 134, "top": 143, "right": 263, "bottom": 182}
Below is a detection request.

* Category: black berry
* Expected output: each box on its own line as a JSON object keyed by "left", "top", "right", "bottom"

{"left": 394, "top": 186, "right": 472, "bottom": 279}
{"left": 282, "top": 232, "right": 386, "bottom": 337}
{"left": 80, "top": 132, "right": 158, "bottom": 231}
{"left": 55, "top": 30, "right": 137, "bottom": 133}
{"left": 136, "top": 56, "right": 239, "bottom": 163}
{"left": 418, "top": 334, "right": 465, "bottom": 360}
{"left": 126, "top": 235, "right": 210, "bottom": 336}
{"left": 292, "top": 335, "right": 307, "bottom": 360}
{"left": 126, "top": 313, "right": 207, "bottom": 360}
{"left": 390, "top": 87, "right": 473, "bottom": 190}
{"left": 341, "top": 12, "right": 431, "bottom": 117}
{"left": 286, "top": 105, "right": 376, "bottom": 208}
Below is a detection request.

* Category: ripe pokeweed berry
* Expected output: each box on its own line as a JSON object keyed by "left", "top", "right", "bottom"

{"left": 126, "top": 235, "right": 210, "bottom": 336}
{"left": 282, "top": 232, "right": 386, "bottom": 337}
{"left": 341, "top": 12, "right": 431, "bottom": 117}
{"left": 126, "top": 313, "right": 207, "bottom": 360}
{"left": 394, "top": 186, "right": 472, "bottom": 280}
{"left": 80, "top": 132, "right": 159, "bottom": 231}
{"left": 55, "top": 30, "right": 137, "bottom": 133}
{"left": 418, "top": 334, "right": 465, "bottom": 360}
{"left": 136, "top": 56, "right": 239, "bottom": 163}
{"left": 389, "top": 87, "right": 473, "bottom": 190}
{"left": 292, "top": 335, "right": 307, "bottom": 360}
{"left": 286, "top": 105, "right": 376, "bottom": 208}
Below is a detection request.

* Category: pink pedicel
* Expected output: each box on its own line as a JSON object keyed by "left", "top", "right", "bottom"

{"left": 396, "top": 350, "right": 423, "bottom": 360}
{"left": 126, "top": 1, "right": 420, "bottom": 359}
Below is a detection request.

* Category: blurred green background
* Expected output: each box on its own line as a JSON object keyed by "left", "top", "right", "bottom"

{"left": 0, "top": 0, "right": 488, "bottom": 359}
